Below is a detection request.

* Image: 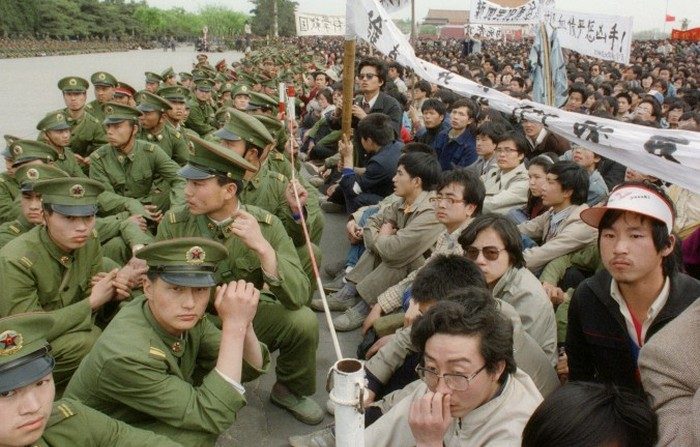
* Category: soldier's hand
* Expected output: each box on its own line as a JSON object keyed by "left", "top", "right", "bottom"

{"left": 88, "top": 269, "right": 118, "bottom": 310}
{"left": 144, "top": 204, "right": 163, "bottom": 223}
{"left": 215, "top": 279, "right": 260, "bottom": 328}
{"left": 229, "top": 209, "right": 269, "bottom": 255}
{"left": 128, "top": 214, "right": 148, "bottom": 232}
{"left": 285, "top": 179, "right": 308, "bottom": 214}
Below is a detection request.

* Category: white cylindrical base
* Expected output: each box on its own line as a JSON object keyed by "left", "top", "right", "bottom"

{"left": 329, "top": 358, "right": 365, "bottom": 447}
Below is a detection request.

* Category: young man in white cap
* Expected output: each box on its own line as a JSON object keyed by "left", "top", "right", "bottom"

{"left": 566, "top": 181, "right": 700, "bottom": 392}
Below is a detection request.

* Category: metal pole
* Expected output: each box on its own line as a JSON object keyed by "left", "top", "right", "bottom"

{"left": 328, "top": 359, "right": 366, "bottom": 447}
{"left": 273, "top": 0, "right": 279, "bottom": 38}
{"left": 411, "top": 0, "right": 417, "bottom": 42}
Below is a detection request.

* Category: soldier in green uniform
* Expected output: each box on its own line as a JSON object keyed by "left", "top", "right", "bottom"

{"left": 56, "top": 76, "right": 108, "bottom": 160}
{"left": 89, "top": 103, "right": 185, "bottom": 219}
{"left": 0, "top": 313, "right": 185, "bottom": 446}
{"left": 65, "top": 238, "right": 269, "bottom": 446}
{"left": 0, "top": 177, "right": 140, "bottom": 386}
{"left": 0, "top": 139, "right": 56, "bottom": 225}
{"left": 136, "top": 91, "right": 189, "bottom": 166}
{"left": 87, "top": 71, "right": 118, "bottom": 123}
{"left": 113, "top": 81, "right": 137, "bottom": 106}
{"left": 155, "top": 135, "right": 324, "bottom": 425}
{"left": 185, "top": 79, "right": 218, "bottom": 136}
{"left": 179, "top": 71, "right": 193, "bottom": 89}
{"left": 158, "top": 85, "right": 191, "bottom": 130}
{"left": 161, "top": 66, "right": 177, "bottom": 86}
{"left": 145, "top": 72, "right": 163, "bottom": 93}
{"left": 232, "top": 84, "right": 252, "bottom": 111}
{"left": 36, "top": 111, "right": 87, "bottom": 178}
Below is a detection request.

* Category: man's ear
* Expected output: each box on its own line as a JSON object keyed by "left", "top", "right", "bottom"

{"left": 661, "top": 233, "right": 676, "bottom": 257}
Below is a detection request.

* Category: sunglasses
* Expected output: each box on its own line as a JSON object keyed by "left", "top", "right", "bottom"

{"left": 465, "top": 245, "right": 506, "bottom": 261}
{"left": 357, "top": 73, "right": 378, "bottom": 80}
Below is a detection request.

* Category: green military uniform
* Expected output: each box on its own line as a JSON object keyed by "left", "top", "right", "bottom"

{"left": 136, "top": 91, "right": 190, "bottom": 166}
{"left": 145, "top": 71, "right": 163, "bottom": 90}
{"left": 0, "top": 139, "right": 57, "bottom": 225}
{"left": 86, "top": 71, "right": 118, "bottom": 122}
{"left": 185, "top": 79, "right": 217, "bottom": 136}
{"left": 0, "top": 313, "right": 183, "bottom": 447}
{"left": 64, "top": 238, "right": 270, "bottom": 447}
{"left": 89, "top": 103, "right": 185, "bottom": 212}
{"left": 155, "top": 135, "right": 322, "bottom": 424}
{"left": 0, "top": 213, "right": 31, "bottom": 249}
{"left": 57, "top": 76, "right": 108, "bottom": 157}
{"left": 36, "top": 110, "right": 88, "bottom": 178}
{"left": 0, "top": 177, "right": 109, "bottom": 386}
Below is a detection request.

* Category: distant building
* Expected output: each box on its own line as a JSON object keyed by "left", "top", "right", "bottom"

{"left": 423, "top": 9, "right": 469, "bottom": 27}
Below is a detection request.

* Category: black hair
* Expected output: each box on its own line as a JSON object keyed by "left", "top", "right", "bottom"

{"left": 402, "top": 142, "right": 436, "bottom": 155}
{"left": 414, "top": 80, "right": 432, "bottom": 95}
{"left": 412, "top": 254, "right": 487, "bottom": 303}
{"left": 458, "top": 213, "right": 525, "bottom": 269}
{"left": 495, "top": 130, "right": 529, "bottom": 156}
{"left": 214, "top": 176, "right": 243, "bottom": 196}
{"left": 433, "top": 88, "right": 459, "bottom": 109}
{"left": 387, "top": 61, "right": 405, "bottom": 78}
{"left": 639, "top": 97, "right": 662, "bottom": 121}
{"left": 568, "top": 83, "right": 589, "bottom": 102}
{"left": 357, "top": 57, "right": 387, "bottom": 86}
{"left": 476, "top": 121, "right": 507, "bottom": 142}
{"left": 597, "top": 182, "right": 678, "bottom": 277}
{"left": 436, "top": 168, "right": 485, "bottom": 215}
{"left": 356, "top": 112, "right": 394, "bottom": 146}
{"left": 397, "top": 152, "right": 442, "bottom": 191}
{"left": 316, "top": 88, "right": 333, "bottom": 105}
{"left": 510, "top": 76, "right": 525, "bottom": 89}
{"left": 615, "top": 91, "right": 632, "bottom": 106}
{"left": 522, "top": 382, "right": 658, "bottom": 447}
{"left": 547, "top": 160, "right": 589, "bottom": 206}
{"left": 421, "top": 98, "right": 447, "bottom": 116}
{"left": 411, "top": 297, "right": 516, "bottom": 384}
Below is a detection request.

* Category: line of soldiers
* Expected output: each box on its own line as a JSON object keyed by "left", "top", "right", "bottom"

{"left": 0, "top": 48, "right": 334, "bottom": 445}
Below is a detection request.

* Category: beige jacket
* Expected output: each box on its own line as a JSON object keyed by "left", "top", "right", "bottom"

{"left": 639, "top": 299, "right": 700, "bottom": 447}
{"left": 365, "top": 299, "right": 559, "bottom": 398}
{"left": 492, "top": 267, "right": 558, "bottom": 365}
{"left": 365, "top": 369, "right": 543, "bottom": 447}
{"left": 482, "top": 162, "right": 529, "bottom": 215}
{"left": 518, "top": 203, "right": 598, "bottom": 271}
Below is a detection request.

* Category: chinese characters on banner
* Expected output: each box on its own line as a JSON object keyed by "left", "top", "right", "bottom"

{"left": 377, "top": 0, "right": 410, "bottom": 12}
{"left": 671, "top": 27, "right": 700, "bottom": 42}
{"left": 295, "top": 13, "right": 345, "bottom": 36}
{"left": 466, "top": 24, "right": 503, "bottom": 40}
{"left": 469, "top": 0, "right": 552, "bottom": 25}
{"left": 543, "top": 8, "right": 633, "bottom": 63}
{"left": 347, "top": 0, "right": 700, "bottom": 192}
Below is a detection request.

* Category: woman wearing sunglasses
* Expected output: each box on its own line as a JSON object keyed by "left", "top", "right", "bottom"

{"left": 459, "top": 214, "right": 557, "bottom": 365}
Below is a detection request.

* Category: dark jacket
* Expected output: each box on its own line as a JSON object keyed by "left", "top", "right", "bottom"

{"left": 339, "top": 140, "right": 403, "bottom": 200}
{"left": 414, "top": 118, "right": 450, "bottom": 149}
{"left": 566, "top": 269, "right": 700, "bottom": 392}
{"left": 433, "top": 127, "right": 477, "bottom": 171}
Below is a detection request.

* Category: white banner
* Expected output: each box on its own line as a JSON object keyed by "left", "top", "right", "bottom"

{"left": 465, "top": 24, "right": 503, "bottom": 40}
{"left": 347, "top": 0, "right": 700, "bottom": 193}
{"left": 295, "top": 13, "right": 346, "bottom": 36}
{"left": 469, "top": 0, "right": 551, "bottom": 25}
{"left": 543, "top": 8, "right": 633, "bottom": 64}
{"left": 377, "top": 0, "right": 410, "bottom": 12}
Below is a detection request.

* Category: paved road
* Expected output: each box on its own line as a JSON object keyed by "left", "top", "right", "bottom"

{"left": 0, "top": 49, "right": 362, "bottom": 446}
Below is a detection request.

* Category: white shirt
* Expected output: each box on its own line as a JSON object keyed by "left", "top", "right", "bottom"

{"left": 610, "top": 277, "right": 671, "bottom": 345}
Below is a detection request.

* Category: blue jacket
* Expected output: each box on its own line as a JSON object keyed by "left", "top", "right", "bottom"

{"left": 433, "top": 127, "right": 477, "bottom": 171}
{"left": 340, "top": 140, "right": 403, "bottom": 199}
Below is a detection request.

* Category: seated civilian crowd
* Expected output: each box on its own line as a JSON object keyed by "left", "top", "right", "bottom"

{"left": 291, "top": 56, "right": 700, "bottom": 446}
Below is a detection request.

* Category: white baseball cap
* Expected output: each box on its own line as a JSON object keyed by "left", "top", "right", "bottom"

{"left": 580, "top": 184, "right": 675, "bottom": 234}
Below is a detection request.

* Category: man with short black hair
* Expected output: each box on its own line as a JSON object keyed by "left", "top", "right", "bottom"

{"left": 413, "top": 98, "right": 449, "bottom": 149}
{"left": 518, "top": 161, "right": 597, "bottom": 272}
{"left": 567, "top": 182, "right": 700, "bottom": 391}
{"left": 433, "top": 99, "right": 479, "bottom": 170}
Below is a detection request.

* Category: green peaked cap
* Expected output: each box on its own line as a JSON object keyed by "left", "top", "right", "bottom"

{"left": 33, "top": 177, "right": 104, "bottom": 216}
{"left": 161, "top": 67, "right": 176, "bottom": 79}
{"left": 227, "top": 108, "right": 275, "bottom": 149}
{"left": 16, "top": 164, "right": 69, "bottom": 192}
{"left": 179, "top": 133, "right": 258, "bottom": 181}
{"left": 145, "top": 71, "right": 163, "bottom": 84}
{"left": 102, "top": 102, "right": 142, "bottom": 125}
{"left": 90, "top": 71, "right": 118, "bottom": 87}
{"left": 57, "top": 76, "right": 89, "bottom": 92}
{"left": 9, "top": 140, "right": 56, "bottom": 166}
{"left": 158, "top": 85, "right": 191, "bottom": 103}
{"left": 135, "top": 237, "right": 228, "bottom": 287}
{"left": 0, "top": 313, "right": 55, "bottom": 394}
{"left": 136, "top": 91, "right": 173, "bottom": 113}
{"left": 36, "top": 110, "right": 71, "bottom": 132}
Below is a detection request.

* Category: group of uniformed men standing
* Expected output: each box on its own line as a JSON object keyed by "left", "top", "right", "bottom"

{"left": 0, "top": 50, "right": 331, "bottom": 446}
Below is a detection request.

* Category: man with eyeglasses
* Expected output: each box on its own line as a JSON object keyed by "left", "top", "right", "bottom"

{"left": 364, "top": 293, "right": 542, "bottom": 446}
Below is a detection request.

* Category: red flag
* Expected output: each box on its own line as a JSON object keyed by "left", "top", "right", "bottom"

{"left": 666, "top": 14, "right": 676, "bottom": 22}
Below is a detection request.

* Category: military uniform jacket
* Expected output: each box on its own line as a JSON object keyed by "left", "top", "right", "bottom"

{"left": 138, "top": 122, "right": 190, "bottom": 166}
{"left": 0, "top": 214, "right": 32, "bottom": 249}
{"left": 37, "top": 398, "right": 183, "bottom": 447}
{"left": 64, "top": 296, "right": 269, "bottom": 435}
{"left": 89, "top": 139, "right": 185, "bottom": 209}
{"left": 62, "top": 108, "right": 108, "bottom": 157}
{"left": 264, "top": 152, "right": 325, "bottom": 245}
{"left": 157, "top": 204, "right": 310, "bottom": 310}
{"left": 185, "top": 99, "right": 217, "bottom": 136}
{"left": 86, "top": 99, "right": 106, "bottom": 123}
{"left": 0, "top": 226, "right": 102, "bottom": 341}
{"left": 52, "top": 146, "right": 88, "bottom": 178}
{"left": 0, "top": 171, "right": 20, "bottom": 224}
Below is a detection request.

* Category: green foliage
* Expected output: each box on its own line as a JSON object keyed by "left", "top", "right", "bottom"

{"left": 0, "top": 0, "right": 249, "bottom": 40}
{"left": 249, "top": 0, "right": 299, "bottom": 37}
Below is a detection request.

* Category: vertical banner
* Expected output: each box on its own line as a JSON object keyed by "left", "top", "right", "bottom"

{"left": 543, "top": 8, "right": 633, "bottom": 63}
{"left": 295, "top": 13, "right": 346, "bottom": 36}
